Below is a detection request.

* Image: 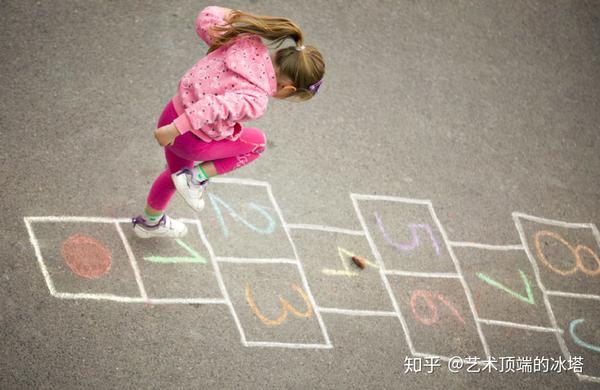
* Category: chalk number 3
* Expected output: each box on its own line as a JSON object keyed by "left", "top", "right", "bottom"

{"left": 245, "top": 284, "right": 313, "bottom": 326}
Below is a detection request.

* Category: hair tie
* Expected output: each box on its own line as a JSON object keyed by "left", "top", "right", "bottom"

{"left": 308, "top": 78, "right": 323, "bottom": 94}
{"left": 295, "top": 45, "right": 306, "bottom": 51}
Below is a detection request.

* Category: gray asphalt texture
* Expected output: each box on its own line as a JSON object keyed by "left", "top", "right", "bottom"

{"left": 2, "top": 0, "right": 599, "bottom": 389}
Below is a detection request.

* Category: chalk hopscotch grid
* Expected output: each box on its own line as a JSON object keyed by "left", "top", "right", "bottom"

{"left": 24, "top": 216, "right": 230, "bottom": 306}
{"left": 350, "top": 194, "right": 418, "bottom": 356}
{"left": 21, "top": 180, "right": 599, "bottom": 380}
{"left": 513, "top": 212, "right": 600, "bottom": 384}
{"left": 203, "top": 178, "right": 332, "bottom": 349}
{"left": 350, "top": 193, "right": 492, "bottom": 360}
{"left": 283, "top": 218, "right": 494, "bottom": 356}
{"left": 194, "top": 218, "right": 249, "bottom": 346}
{"left": 22, "top": 187, "right": 332, "bottom": 349}
{"left": 444, "top": 241, "right": 570, "bottom": 335}
{"left": 24, "top": 216, "right": 145, "bottom": 303}
{"left": 266, "top": 181, "right": 333, "bottom": 349}
{"left": 286, "top": 221, "right": 411, "bottom": 317}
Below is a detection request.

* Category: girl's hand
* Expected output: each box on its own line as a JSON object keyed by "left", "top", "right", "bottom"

{"left": 154, "top": 123, "right": 180, "bottom": 146}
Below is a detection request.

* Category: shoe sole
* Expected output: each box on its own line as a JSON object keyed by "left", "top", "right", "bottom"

{"left": 133, "top": 224, "right": 188, "bottom": 239}
{"left": 171, "top": 173, "right": 206, "bottom": 212}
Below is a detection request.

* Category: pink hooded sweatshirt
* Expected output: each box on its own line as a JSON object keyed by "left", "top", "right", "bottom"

{"left": 171, "top": 6, "right": 277, "bottom": 142}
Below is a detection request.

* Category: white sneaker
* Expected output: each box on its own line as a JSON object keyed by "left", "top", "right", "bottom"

{"left": 171, "top": 167, "right": 208, "bottom": 212}
{"left": 132, "top": 214, "right": 188, "bottom": 238}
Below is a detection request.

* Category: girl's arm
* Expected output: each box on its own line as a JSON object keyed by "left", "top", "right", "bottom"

{"left": 174, "top": 89, "right": 268, "bottom": 136}
{"left": 154, "top": 88, "right": 268, "bottom": 146}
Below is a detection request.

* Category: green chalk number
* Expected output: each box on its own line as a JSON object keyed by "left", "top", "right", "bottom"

{"left": 144, "top": 239, "right": 207, "bottom": 264}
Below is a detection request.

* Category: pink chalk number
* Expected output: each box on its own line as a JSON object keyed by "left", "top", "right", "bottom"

{"left": 410, "top": 289, "right": 466, "bottom": 326}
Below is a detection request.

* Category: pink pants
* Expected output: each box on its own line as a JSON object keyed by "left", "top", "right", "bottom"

{"left": 146, "top": 100, "right": 266, "bottom": 210}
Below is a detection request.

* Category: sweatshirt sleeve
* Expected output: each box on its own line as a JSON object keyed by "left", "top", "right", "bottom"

{"left": 173, "top": 88, "right": 268, "bottom": 137}
{"left": 195, "top": 6, "right": 227, "bottom": 46}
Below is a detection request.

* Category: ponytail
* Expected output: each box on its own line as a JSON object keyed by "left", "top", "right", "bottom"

{"left": 208, "top": 10, "right": 304, "bottom": 53}
{"left": 209, "top": 10, "right": 325, "bottom": 101}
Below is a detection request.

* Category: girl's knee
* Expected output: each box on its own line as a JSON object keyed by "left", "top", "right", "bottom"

{"left": 241, "top": 127, "right": 267, "bottom": 154}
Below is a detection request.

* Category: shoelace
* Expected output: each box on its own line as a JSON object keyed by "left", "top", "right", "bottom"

{"left": 177, "top": 167, "right": 209, "bottom": 187}
{"left": 132, "top": 214, "right": 167, "bottom": 229}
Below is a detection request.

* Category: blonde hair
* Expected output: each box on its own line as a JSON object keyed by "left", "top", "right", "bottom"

{"left": 209, "top": 10, "right": 325, "bottom": 100}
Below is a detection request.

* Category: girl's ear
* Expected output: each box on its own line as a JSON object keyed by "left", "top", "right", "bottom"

{"left": 282, "top": 84, "right": 297, "bottom": 97}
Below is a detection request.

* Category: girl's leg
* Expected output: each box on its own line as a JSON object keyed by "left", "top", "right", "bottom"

{"left": 211, "top": 127, "right": 266, "bottom": 175}
{"left": 173, "top": 126, "right": 267, "bottom": 179}
{"left": 166, "top": 127, "right": 267, "bottom": 212}
{"left": 142, "top": 101, "right": 194, "bottom": 219}
{"left": 143, "top": 125, "right": 267, "bottom": 216}
{"left": 145, "top": 147, "right": 194, "bottom": 211}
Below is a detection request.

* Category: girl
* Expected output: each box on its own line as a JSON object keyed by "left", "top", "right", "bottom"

{"left": 132, "top": 6, "right": 325, "bottom": 238}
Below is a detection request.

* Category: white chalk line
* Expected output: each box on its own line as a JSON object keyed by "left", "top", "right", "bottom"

{"left": 214, "top": 256, "right": 299, "bottom": 265}
{"left": 285, "top": 223, "right": 366, "bottom": 236}
{"left": 384, "top": 270, "right": 461, "bottom": 279}
{"left": 194, "top": 219, "right": 248, "bottom": 346}
{"left": 24, "top": 216, "right": 129, "bottom": 224}
{"left": 115, "top": 222, "right": 148, "bottom": 301}
{"left": 477, "top": 318, "right": 563, "bottom": 334}
{"left": 412, "top": 352, "right": 491, "bottom": 366}
{"left": 53, "top": 292, "right": 228, "bottom": 305}
{"left": 211, "top": 177, "right": 269, "bottom": 187}
{"left": 179, "top": 218, "right": 201, "bottom": 224}
{"left": 447, "top": 241, "right": 524, "bottom": 251}
{"left": 245, "top": 341, "right": 332, "bottom": 349}
{"left": 591, "top": 223, "right": 600, "bottom": 247}
{"left": 350, "top": 194, "right": 417, "bottom": 355}
{"left": 512, "top": 212, "right": 593, "bottom": 230}
{"left": 318, "top": 307, "right": 398, "bottom": 317}
{"left": 512, "top": 215, "right": 573, "bottom": 366}
{"left": 412, "top": 351, "right": 452, "bottom": 362}
{"left": 428, "top": 203, "right": 491, "bottom": 359}
{"left": 267, "top": 183, "right": 333, "bottom": 348}
{"left": 350, "top": 193, "right": 432, "bottom": 206}
{"left": 54, "top": 292, "right": 144, "bottom": 302}
{"left": 577, "top": 373, "right": 600, "bottom": 383}
{"left": 24, "top": 218, "right": 58, "bottom": 296}
{"left": 146, "top": 298, "right": 228, "bottom": 305}
{"left": 545, "top": 291, "right": 600, "bottom": 301}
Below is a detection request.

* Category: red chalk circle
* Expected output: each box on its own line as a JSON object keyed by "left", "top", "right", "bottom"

{"left": 61, "top": 234, "right": 112, "bottom": 279}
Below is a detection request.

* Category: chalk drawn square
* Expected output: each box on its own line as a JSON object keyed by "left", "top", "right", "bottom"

{"left": 199, "top": 180, "right": 295, "bottom": 260}
{"left": 454, "top": 246, "right": 553, "bottom": 328}
{"left": 218, "top": 262, "right": 329, "bottom": 347}
{"left": 547, "top": 294, "right": 600, "bottom": 381}
{"left": 289, "top": 228, "right": 395, "bottom": 312}
{"left": 479, "top": 323, "right": 564, "bottom": 365}
{"left": 352, "top": 196, "right": 456, "bottom": 273}
{"left": 118, "top": 221, "right": 222, "bottom": 301}
{"left": 25, "top": 218, "right": 141, "bottom": 299}
{"left": 514, "top": 214, "right": 600, "bottom": 297}
{"left": 387, "top": 275, "right": 486, "bottom": 359}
